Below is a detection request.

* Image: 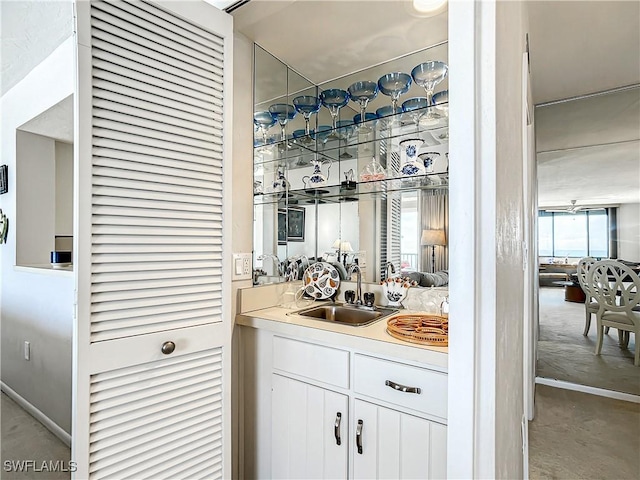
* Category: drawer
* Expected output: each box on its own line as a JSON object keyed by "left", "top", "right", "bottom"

{"left": 354, "top": 354, "right": 447, "bottom": 419}
{"left": 272, "top": 336, "right": 349, "bottom": 389}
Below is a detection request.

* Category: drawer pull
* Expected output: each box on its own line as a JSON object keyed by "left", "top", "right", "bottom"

{"left": 334, "top": 412, "right": 342, "bottom": 445}
{"left": 356, "top": 420, "right": 363, "bottom": 454}
{"left": 385, "top": 380, "right": 421, "bottom": 394}
{"left": 161, "top": 341, "right": 176, "bottom": 355}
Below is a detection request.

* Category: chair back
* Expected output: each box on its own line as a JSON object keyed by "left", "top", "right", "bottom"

{"left": 577, "top": 256, "right": 596, "bottom": 296}
{"left": 588, "top": 260, "right": 640, "bottom": 314}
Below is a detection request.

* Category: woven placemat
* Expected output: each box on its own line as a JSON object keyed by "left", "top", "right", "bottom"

{"left": 386, "top": 314, "right": 449, "bottom": 346}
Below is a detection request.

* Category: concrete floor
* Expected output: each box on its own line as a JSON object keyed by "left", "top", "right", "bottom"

{"left": 529, "top": 384, "right": 640, "bottom": 479}
{"left": 1, "top": 393, "right": 71, "bottom": 480}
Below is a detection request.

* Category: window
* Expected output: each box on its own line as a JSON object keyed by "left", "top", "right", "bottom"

{"left": 538, "top": 210, "right": 609, "bottom": 258}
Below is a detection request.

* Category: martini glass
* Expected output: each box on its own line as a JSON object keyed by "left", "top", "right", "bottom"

{"left": 268, "top": 103, "right": 297, "bottom": 142}
{"left": 348, "top": 81, "right": 378, "bottom": 133}
{"left": 293, "top": 95, "right": 321, "bottom": 138}
{"left": 320, "top": 89, "right": 350, "bottom": 138}
{"left": 253, "top": 111, "right": 276, "bottom": 150}
{"left": 402, "top": 97, "right": 429, "bottom": 131}
{"left": 411, "top": 61, "right": 448, "bottom": 105}
{"left": 411, "top": 61, "right": 448, "bottom": 125}
{"left": 377, "top": 72, "right": 412, "bottom": 112}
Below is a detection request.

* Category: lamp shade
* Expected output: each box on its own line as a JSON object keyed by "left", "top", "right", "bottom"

{"left": 421, "top": 229, "right": 446, "bottom": 246}
{"left": 332, "top": 238, "right": 341, "bottom": 249}
{"left": 340, "top": 241, "right": 353, "bottom": 253}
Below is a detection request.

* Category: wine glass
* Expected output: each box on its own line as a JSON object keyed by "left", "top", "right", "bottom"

{"left": 268, "top": 103, "right": 297, "bottom": 142}
{"left": 432, "top": 89, "right": 449, "bottom": 122}
{"left": 254, "top": 111, "right": 276, "bottom": 150}
{"left": 411, "top": 61, "right": 448, "bottom": 105}
{"left": 320, "top": 89, "right": 350, "bottom": 136}
{"left": 293, "top": 95, "right": 321, "bottom": 137}
{"left": 377, "top": 72, "right": 412, "bottom": 112}
{"left": 348, "top": 81, "right": 378, "bottom": 133}
{"left": 336, "top": 119, "right": 354, "bottom": 159}
{"left": 402, "top": 97, "right": 429, "bottom": 131}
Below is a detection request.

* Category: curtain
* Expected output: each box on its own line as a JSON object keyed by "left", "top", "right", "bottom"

{"left": 420, "top": 190, "right": 449, "bottom": 272}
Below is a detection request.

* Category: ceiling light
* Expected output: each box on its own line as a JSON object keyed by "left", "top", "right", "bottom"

{"left": 412, "top": 0, "right": 448, "bottom": 16}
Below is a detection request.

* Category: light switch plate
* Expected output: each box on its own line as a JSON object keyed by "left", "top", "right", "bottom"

{"left": 233, "top": 253, "right": 252, "bottom": 280}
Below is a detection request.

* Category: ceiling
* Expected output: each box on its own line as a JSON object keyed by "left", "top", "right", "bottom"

{"left": 0, "top": 1, "right": 73, "bottom": 97}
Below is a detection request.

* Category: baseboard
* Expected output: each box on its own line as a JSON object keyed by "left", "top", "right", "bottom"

{"left": 1, "top": 382, "right": 71, "bottom": 447}
{"left": 535, "top": 377, "right": 640, "bottom": 404}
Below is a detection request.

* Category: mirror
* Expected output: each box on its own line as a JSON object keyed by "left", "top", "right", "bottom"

{"left": 253, "top": 44, "right": 449, "bottom": 286}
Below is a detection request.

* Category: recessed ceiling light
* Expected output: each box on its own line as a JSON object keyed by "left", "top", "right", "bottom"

{"left": 412, "top": 0, "right": 448, "bottom": 16}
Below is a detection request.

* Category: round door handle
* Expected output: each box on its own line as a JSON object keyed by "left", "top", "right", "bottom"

{"left": 161, "top": 341, "right": 176, "bottom": 355}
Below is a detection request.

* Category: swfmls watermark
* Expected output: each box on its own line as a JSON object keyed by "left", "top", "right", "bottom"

{"left": 3, "top": 460, "right": 78, "bottom": 473}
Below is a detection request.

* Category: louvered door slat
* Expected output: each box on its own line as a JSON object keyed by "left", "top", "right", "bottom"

{"left": 93, "top": 99, "right": 218, "bottom": 138}
{"left": 112, "top": 0, "right": 224, "bottom": 51}
{"left": 93, "top": 138, "right": 222, "bottom": 167}
{"left": 91, "top": 34, "right": 222, "bottom": 94}
{"left": 91, "top": 3, "right": 221, "bottom": 66}
{"left": 93, "top": 165, "right": 217, "bottom": 190}
{"left": 90, "top": 16, "right": 221, "bottom": 74}
{"left": 90, "top": 398, "right": 219, "bottom": 444}
{"left": 92, "top": 68, "right": 217, "bottom": 114}
{"left": 91, "top": 276, "right": 221, "bottom": 293}
{"left": 92, "top": 150, "right": 222, "bottom": 176}
{"left": 76, "top": 1, "right": 230, "bottom": 478}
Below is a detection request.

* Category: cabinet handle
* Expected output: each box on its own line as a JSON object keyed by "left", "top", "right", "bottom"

{"left": 356, "top": 420, "right": 363, "bottom": 454}
{"left": 334, "top": 412, "right": 342, "bottom": 445}
{"left": 385, "top": 380, "right": 421, "bottom": 394}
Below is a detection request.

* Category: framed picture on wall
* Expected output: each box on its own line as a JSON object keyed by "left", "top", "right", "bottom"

{"left": 278, "top": 207, "right": 305, "bottom": 243}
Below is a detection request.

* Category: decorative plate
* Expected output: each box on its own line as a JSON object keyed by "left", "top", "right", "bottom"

{"left": 303, "top": 261, "right": 341, "bottom": 300}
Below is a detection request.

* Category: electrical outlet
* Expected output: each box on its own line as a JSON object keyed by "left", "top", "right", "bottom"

{"left": 233, "top": 253, "right": 253, "bottom": 280}
{"left": 24, "top": 341, "right": 30, "bottom": 361}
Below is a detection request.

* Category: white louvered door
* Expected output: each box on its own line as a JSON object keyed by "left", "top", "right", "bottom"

{"left": 73, "top": 1, "right": 232, "bottom": 478}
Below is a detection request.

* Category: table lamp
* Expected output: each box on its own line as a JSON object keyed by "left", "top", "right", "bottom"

{"left": 421, "top": 229, "right": 446, "bottom": 273}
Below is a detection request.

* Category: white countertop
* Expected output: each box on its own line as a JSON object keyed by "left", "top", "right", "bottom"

{"left": 236, "top": 303, "right": 448, "bottom": 371}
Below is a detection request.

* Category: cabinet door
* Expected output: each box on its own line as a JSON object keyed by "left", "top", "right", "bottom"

{"left": 353, "top": 400, "right": 447, "bottom": 480}
{"left": 271, "top": 374, "right": 348, "bottom": 479}
{"left": 74, "top": 1, "right": 233, "bottom": 478}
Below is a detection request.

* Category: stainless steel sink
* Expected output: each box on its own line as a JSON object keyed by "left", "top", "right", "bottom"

{"left": 294, "top": 303, "right": 398, "bottom": 327}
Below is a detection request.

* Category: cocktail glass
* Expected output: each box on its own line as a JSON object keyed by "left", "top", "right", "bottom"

{"left": 377, "top": 72, "right": 412, "bottom": 112}
{"left": 293, "top": 95, "right": 321, "bottom": 138}
{"left": 320, "top": 89, "right": 350, "bottom": 137}
{"left": 348, "top": 81, "right": 379, "bottom": 133}
{"left": 268, "top": 103, "right": 297, "bottom": 142}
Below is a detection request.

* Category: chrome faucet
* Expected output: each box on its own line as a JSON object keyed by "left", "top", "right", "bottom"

{"left": 385, "top": 261, "right": 396, "bottom": 279}
{"left": 257, "top": 253, "right": 283, "bottom": 277}
{"left": 348, "top": 263, "right": 363, "bottom": 305}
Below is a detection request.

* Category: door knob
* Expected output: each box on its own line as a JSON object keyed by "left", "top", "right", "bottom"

{"left": 161, "top": 341, "right": 176, "bottom": 355}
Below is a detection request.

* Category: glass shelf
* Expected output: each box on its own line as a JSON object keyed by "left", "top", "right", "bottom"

{"left": 253, "top": 103, "right": 449, "bottom": 170}
{"left": 254, "top": 172, "right": 449, "bottom": 206}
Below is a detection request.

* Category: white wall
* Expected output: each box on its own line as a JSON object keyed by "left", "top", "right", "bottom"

{"left": 0, "top": 38, "right": 75, "bottom": 434}
{"left": 618, "top": 202, "right": 640, "bottom": 262}
{"left": 15, "top": 131, "right": 56, "bottom": 265}
{"left": 55, "top": 141, "right": 73, "bottom": 237}
{"left": 494, "top": 1, "right": 528, "bottom": 477}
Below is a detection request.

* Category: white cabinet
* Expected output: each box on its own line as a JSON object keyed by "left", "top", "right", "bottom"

{"left": 271, "top": 374, "right": 348, "bottom": 479}
{"left": 353, "top": 399, "right": 447, "bottom": 480}
{"left": 240, "top": 329, "right": 448, "bottom": 479}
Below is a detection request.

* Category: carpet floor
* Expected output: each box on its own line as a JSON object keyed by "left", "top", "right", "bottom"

{"left": 537, "top": 287, "right": 639, "bottom": 396}
{"left": 1, "top": 393, "right": 71, "bottom": 480}
{"left": 529, "top": 384, "right": 640, "bottom": 480}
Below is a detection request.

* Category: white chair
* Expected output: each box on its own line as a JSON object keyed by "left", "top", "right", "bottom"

{"left": 588, "top": 260, "right": 640, "bottom": 366}
{"left": 577, "top": 256, "right": 599, "bottom": 336}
